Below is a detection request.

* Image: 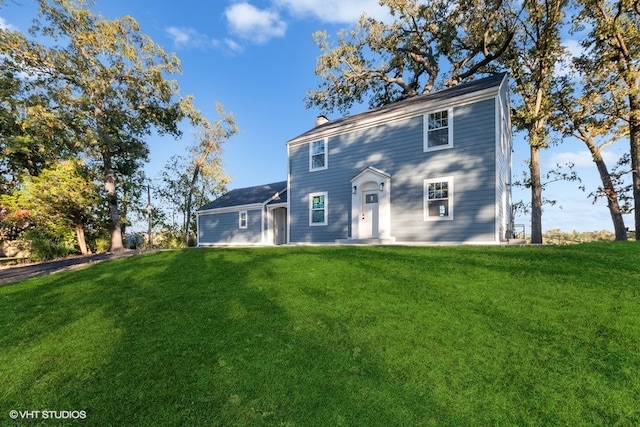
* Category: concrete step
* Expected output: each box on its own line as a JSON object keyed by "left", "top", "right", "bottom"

{"left": 335, "top": 238, "right": 397, "bottom": 245}
{"left": 506, "top": 239, "right": 527, "bottom": 245}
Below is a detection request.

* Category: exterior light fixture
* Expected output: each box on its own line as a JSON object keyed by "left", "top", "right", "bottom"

{"left": 352, "top": 185, "right": 357, "bottom": 194}
{"left": 379, "top": 182, "right": 384, "bottom": 192}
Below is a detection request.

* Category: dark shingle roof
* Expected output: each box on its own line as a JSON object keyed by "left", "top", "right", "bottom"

{"left": 288, "top": 73, "right": 507, "bottom": 144}
{"left": 198, "top": 181, "right": 287, "bottom": 211}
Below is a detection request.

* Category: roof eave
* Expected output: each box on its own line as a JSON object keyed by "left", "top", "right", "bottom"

{"left": 287, "top": 74, "right": 506, "bottom": 147}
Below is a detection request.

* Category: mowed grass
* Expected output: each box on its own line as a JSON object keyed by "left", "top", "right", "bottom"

{"left": 0, "top": 243, "right": 639, "bottom": 426}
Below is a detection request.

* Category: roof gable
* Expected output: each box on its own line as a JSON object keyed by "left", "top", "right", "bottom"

{"left": 198, "top": 180, "right": 287, "bottom": 211}
{"left": 351, "top": 166, "right": 391, "bottom": 183}
{"left": 288, "top": 73, "right": 507, "bottom": 146}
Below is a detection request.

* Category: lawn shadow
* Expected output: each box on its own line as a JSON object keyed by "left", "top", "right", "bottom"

{"left": 3, "top": 245, "right": 637, "bottom": 425}
{"left": 0, "top": 248, "right": 459, "bottom": 425}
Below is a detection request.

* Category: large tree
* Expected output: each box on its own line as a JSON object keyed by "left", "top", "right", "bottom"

{"left": 305, "top": 0, "right": 518, "bottom": 114}
{"left": 573, "top": 0, "right": 640, "bottom": 239}
{"left": 183, "top": 104, "right": 236, "bottom": 246}
{"left": 554, "top": 75, "right": 630, "bottom": 240}
{"left": 500, "top": 0, "right": 568, "bottom": 243}
{"left": 158, "top": 103, "right": 236, "bottom": 246}
{"left": 1, "top": 30, "right": 80, "bottom": 245}
{"left": 0, "top": 0, "right": 192, "bottom": 251}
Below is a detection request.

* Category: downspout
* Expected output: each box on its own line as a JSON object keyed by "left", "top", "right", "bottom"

{"left": 494, "top": 92, "right": 501, "bottom": 243}
{"left": 195, "top": 211, "right": 201, "bottom": 247}
{"left": 261, "top": 203, "right": 266, "bottom": 245}
{"left": 286, "top": 143, "right": 291, "bottom": 244}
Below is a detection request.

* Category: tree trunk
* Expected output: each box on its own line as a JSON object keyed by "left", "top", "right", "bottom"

{"left": 629, "top": 93, "right": 640, "bottom": 241}
{"left": 103, "top": 153, "right": 124, "bottom": 252}
{"left": 575, "top": 132, "right": 629, "bottom": 240}
{"left": 182, "top": 198, "right": 189, "bottom": 246}
{"left": 75, "top": 223, "right": 90, "bottom": 255}
{"left": 592, "top": 156, "right": 628, "bottom": 241}
{"left": 530, "top": 143, "right": 543, "bottom": 244}
{"left": 184, "top": 164, "right": 201, "bottom": 247}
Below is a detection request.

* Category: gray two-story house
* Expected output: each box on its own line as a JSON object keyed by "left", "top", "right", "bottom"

{"left": 197, "top": 73, "right": 513, "bottom": 245}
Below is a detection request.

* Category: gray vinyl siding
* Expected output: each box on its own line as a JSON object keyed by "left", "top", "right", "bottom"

{"left": 198, "top": 208, "right": 262, "bottom": 244}
{"left": 289, "top": 97, "right": 499, "bottom": 243}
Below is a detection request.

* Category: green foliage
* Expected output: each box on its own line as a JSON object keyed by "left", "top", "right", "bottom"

{"left": 24, "top": 222, "right": 75, "bottom": 261}
{"left": 501, "top": 0, "right": 569, "bottom": 244}
{"left": 0, "top": 160, "right": 100, "bottom": 255}
{"left": 306, "top": 0, "right": 517, "bottom": 113}
{"left": 0, "top": 0, "right": 197, "bottom": 252}
{"left": 0, "top": 56, "right": 76, "bottom": 182}
{"left": 571, "top": 0, "right": 640, "bottom": 239}
{"left": 21, "top": 160, "right": 99, "bottom": 225}
{"left": 92, "top": 234, "right": 111, "bottom": 253}
{"left": 156, "top": 104, "right": 237, "bottom": 246}
{"left": 0, "top": 244, "right": 638, "bottom": 425}
{"left": 144, "top": 229, "right": 183, "bottom": 249}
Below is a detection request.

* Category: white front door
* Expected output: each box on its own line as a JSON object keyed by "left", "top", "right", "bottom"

{"left": 361, "top": 191, "right": 379, "bottom": 238}
{"left": 273, "top": 208, "right": 287, "bottom": 245}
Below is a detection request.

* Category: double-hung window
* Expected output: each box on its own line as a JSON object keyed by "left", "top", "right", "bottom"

{"left": 424, "top": 178, "right": 453, "bottom": 220}
{"left": 310, "top": 138, "right": 328, "bottom": 171}
{"left": 424, "top": 108, "right": 453, "bottom": 151}
{"left": 309, "top": 192, "right": 328, "bottom": 226}
{"left": 239, "top": 211, "right": 248, "bottom": 229}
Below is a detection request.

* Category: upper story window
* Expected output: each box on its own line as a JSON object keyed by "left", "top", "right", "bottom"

{"left": 310, "top": 138, "right": 328, "bottom": 171}
{"left": 424, "top": 108, "right": 453, "bottom": 151}
{"left": 309, "top": 192, "right": 328, "bottom": 226}
{"left": 239, "top": 211, "right": 248, "bottom": 229}
{"left": 424, "top": 177, "right": 453, "bottom": 221}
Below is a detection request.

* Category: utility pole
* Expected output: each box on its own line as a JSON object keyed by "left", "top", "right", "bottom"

{"left": 146, "top": 184, "right": 153, "bottom": 249}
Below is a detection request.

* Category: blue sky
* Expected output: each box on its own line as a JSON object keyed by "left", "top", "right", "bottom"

{"left": 1, "top": 0, "right": 631, "bottom": 234}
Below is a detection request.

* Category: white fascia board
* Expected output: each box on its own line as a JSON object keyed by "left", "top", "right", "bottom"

{"left": 267, "top": 202, "right": 287, "bottom": 209}
{"left": 263, "top": 189, "right": 287, "bottom": 205}
{"left": 196, "top": 203, "right": 263, "bottom": 216}
{"left": 350, "top": 166, "right": 392, "bottom": 183}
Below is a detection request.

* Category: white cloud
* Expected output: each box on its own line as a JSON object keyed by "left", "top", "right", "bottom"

{"left": 165, "top": 26, "right": 212, "bottom": 49}
{"left": 225, "top": 2, "right": 287, "bottom": 44}
{"left": 0, "top": 16, "right": 18, "bottom": 31}
{"left": 274, "top": 0, "right": 389, "bottom": 23}
{"left": 221, "top": 0, "right": 390, "bottom": 49}
{"left": 548, "top": 150, "right": 620, "bottom": 169}
{"left": 224, "top": 38, "right": 243, "bottom": 53}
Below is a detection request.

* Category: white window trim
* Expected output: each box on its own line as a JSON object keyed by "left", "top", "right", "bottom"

{"left": 423, "top": 107, "right": 454, "bottom": 152}
{"left": 239, "top": 210, "right": 248, "bottom": 229}
{"left": 309, "top": 138, "right": 328, "bottom": 171}
{"left": 309, "top": 191, "right": 328, "bottom": 226}
{"left": 424, "top": 177, "right": 454, "bottom": 221}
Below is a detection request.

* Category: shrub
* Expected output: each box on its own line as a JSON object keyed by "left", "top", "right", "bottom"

{"left": 92, "top": 234, "right": 111, "bottom": 253}
{"left": 25, "top": 225, "right": 76, "bottom": 261}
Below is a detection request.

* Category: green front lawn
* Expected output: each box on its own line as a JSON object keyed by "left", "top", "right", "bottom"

{"left": 1, "top": 244, "right": 639, "bottom": 426}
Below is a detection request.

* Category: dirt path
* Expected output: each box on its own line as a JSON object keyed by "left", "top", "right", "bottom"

{"left": 0, "top": 250, "right": 140, "bottom": 286}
